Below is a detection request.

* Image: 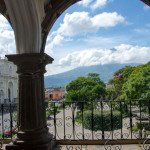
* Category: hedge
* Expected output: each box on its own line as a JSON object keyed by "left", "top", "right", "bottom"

{"left": 82, "top": 110, "right": 122, "bottom": 131}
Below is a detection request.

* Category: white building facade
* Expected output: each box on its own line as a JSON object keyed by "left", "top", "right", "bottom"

{"left": 0, "top": 57, "right": 18, "bottom": 103}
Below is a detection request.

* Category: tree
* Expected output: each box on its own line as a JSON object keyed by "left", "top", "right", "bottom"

{"left": 119, "top": 63, "right": 150, "bottom": 115}
{"left": 106, "top": 87, "right": 118, "bottom": 100}
{"left": 122, "top": 63, "right": 150, "bottom": 100}
{"left": 107, "top": 66, "right": 135, "bottom": 99}
{"left": 66, "top": 76, "right": 97, "bottom": 92}
{"left": 66, "top": 74, "right": 106, "bottom": 109}
{"left": 88, "top": 73, "right": 105, "bottom": 86}
{"left": 91, "top": 84, "right": 106, "bottom": 100}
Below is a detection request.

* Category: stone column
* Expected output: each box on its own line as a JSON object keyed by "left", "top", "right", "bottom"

{"left": 6, "top": 53, "right": 54, "bottom": 150}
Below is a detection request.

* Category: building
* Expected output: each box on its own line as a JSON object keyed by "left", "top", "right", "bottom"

{"left": 105, "top": 83, "right": 114, "bottom": 89}
{"left": 0, "top": 57, "right": 18, "bottom": 103}
{"left": 45, "top": 87, "right": 65, "bottom": 101}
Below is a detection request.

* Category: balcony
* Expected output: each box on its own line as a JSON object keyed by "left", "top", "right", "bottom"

{"left": 0, "top": 100, "right": 150, "bottom": 149}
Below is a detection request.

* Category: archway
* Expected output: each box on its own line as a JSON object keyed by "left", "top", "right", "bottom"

{"left": 0, "top": 0, "right": 149, "bottom": 150}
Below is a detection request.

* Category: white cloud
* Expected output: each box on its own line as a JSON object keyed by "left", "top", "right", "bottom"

{"left": 59, "top": 44, "right": 150, "bottom": 67}
{"left": 0, "top": 15, "right": 16, "bottom": 58}
{"left": 57, "top": 11, "right": 125, "bottom": 36}
{"left": 92, "top": 12, "right": 124, "bottom": 27}
{"left": 45, "top": 34, "right": 64, "bottom": 54}
{"left": 144, "top": 5, "right": 150, "bottom": 11}
{"left": 146, "top": 24, "right": 150, "bottom": 28}
{"left": 0, "top": 15, "right": 10, "bottom": 29}
{"left": 79, "top": 0, "right": 113, "bottom": 10}
{"left": 45, "top": 64, "right": 75, "bottom": 76}
{"left": 91, "top": 0, "right": 107, "bottom": 10}
{"left": 134, "top": 28, "right": 150, "bottom": 35}
{"left": 78, "top": 0, "right": 93, "bottom": 7}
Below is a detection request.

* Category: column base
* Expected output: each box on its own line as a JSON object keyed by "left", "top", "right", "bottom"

{"left": 6, "top": 143, "right": 49, "bottom": 150}
{"left": 6, "top": 140, "right": 56, "bottom": 150}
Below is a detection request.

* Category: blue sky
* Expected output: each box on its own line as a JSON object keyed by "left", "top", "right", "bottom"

{"left": 0, "top": 0, "right": 150, "bottom": 75}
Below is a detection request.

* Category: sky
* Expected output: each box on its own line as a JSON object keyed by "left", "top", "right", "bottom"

{"left": 0, "top": 0, "right": 150, "bottom": 76}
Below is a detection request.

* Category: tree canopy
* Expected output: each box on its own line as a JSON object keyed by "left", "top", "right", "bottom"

{"left": 107, "top": 62, "right": 150, "bottom": 100}
{"left": 66, "top": 73, "right": 106, "bottom": 104}
{"left": 122, "top": 63, "right": 150, "bottom": 100}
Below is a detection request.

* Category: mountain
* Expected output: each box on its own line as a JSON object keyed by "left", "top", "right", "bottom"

{"left": 44, "top": 63, "right": 139, "bottom": 87}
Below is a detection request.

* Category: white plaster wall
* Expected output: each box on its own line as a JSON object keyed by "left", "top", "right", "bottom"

{"left": 0, "top": 59, "right": 18, "bottom": 103}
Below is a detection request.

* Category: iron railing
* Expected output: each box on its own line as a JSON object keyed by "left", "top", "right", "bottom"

{"left": 47, "top": 100, "right": 150, "bottom": 141}
{"left": 1, "top": 100, "right": 150, "bottom": 149}
{"left": 0, "top": 104, "right": 17, "bottom": 139}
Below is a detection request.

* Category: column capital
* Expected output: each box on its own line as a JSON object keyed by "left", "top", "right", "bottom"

{"left": 5, "top": 53, "right": 54, "bottom": 74}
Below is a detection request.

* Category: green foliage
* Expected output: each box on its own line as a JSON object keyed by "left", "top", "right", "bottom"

{"left": 66, "top": 74, "right": 106, "bottom": 108}
{"left": 12, "top": 111, "right": 17, "bottom": 121}
{"left": 136, "top": 122, "right": 149, "bottom": 130}
{"left": 88, "top": 73, "right": 105, "bottom": 86}
{"left": 107, "top": 66, "right": 135, "bottom": 99}
{"left": 122, "top": 62, "right": 150, "bottom": 100}
{"left": 82, "top": 110, "right": 121, "bottom": 131}
{"left": 106, "top": 88, "right": 118, "bottom": 100}
{"left": 91, "top": 84, "right": 106, "bottom": 100}
{"left": 107, "top": 62, "right": 150, "bottom": 101}
{"left": 66, "top": 77, "right": 97, "bottom": 92}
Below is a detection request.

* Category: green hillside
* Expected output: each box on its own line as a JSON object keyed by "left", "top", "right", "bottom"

{"left": 44, "top": 63, "right": 139, "bottom": 87}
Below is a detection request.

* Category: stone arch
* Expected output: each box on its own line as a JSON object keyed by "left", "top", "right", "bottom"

{"left": 8, "top": 81, "right": 13, "bottom": 102}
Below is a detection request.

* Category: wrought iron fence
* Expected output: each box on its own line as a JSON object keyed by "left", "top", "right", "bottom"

{"left": 45, "top": 99, "right": 150, "bottom": 149}
{"left": 47, "top": 100, "right": 150, "bottom": 141}
{"left": 1, "top": 100, "right": 150, "bottom": 149}
{"left": 0, "top": 104, "right": 17, "bottom": 139}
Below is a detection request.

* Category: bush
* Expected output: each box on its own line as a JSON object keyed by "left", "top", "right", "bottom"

{"left": 82, "top": 110, "right": 121, "bottom": 131}
{"left": 136, "top": 122, "right": 149, "bottom": 130}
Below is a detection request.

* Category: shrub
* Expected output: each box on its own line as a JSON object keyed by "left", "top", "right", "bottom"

{"left": 12, "top": 111, "right": 17, "bottom": 121}
{"left": 136, "top": 122, "right": 149, "bottom": 130}
{"left": 83, "top": 110, "right": 121, "bottom": 131}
